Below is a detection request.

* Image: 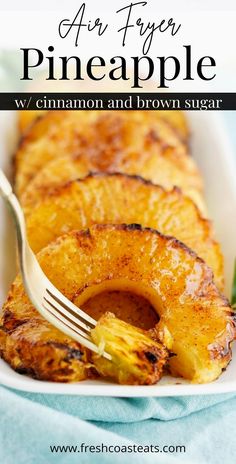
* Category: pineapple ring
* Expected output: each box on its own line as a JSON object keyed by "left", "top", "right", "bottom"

{"left": 19, "top": 149, "right": 205, "bottom": 214}
{"left": 1, "top": 225, "right": 235, "bottom": 384}
{"left": 15, "top": 110, "right": 201, "bottom": 200}
{"left": 25, "top": 173, "right": 223, "bottom": 288}
{"left": 18, "top": 109, "right": 189, "bottom": 141}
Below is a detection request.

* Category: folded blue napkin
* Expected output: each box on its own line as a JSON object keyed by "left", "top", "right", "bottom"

{"left": 0, "top": 385, "right": 235, "bottom": 464}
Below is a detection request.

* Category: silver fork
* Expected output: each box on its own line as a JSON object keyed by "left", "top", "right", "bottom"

{"left": 0, "top": 169, "right": 111, "bottom": 360}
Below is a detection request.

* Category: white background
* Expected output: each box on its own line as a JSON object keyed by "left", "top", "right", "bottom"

{"left": 0, "top": 1, "right": 235, "bottom": 91}
{"left": 1, "top": 0, "right": 236, "bottom": 11}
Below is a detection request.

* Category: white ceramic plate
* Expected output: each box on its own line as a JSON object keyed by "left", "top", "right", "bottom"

{"left": 0, "top": 111, "right": 236, "bottom": 397}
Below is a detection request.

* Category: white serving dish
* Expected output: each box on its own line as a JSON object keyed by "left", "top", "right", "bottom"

{"left": 0, "top": 111, "right": 236, "bottom": 397}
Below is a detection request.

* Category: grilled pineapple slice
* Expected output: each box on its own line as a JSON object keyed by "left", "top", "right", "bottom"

{"left": 0, "top": 275, "right": 92, "bottom": 382}
{"left": 0, "top": 318, "right": 92, "bottom": 382}
{"left": 15, "top": 110, "right": 199, "bottom": 199}
{"left": 25, "top": 173, "right": 223, "bottom": 288}
{"left": 91, "top": 312, "right": 169, "bottom": 385}
{"left": 18, "top": 109, "right": 189, "bottom": 141}
{"left": 20, "top": 147, "right": 205, "bottom": 214}
{"left": 0, "top": 226, "right": 234, "bottom": 383}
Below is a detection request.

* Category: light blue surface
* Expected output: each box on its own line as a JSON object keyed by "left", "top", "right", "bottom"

{"left": 0, "top": 387, "right": 236, "bottom": 464}
{"left": 0, "top": 113, "right": 235, "bottom": 464}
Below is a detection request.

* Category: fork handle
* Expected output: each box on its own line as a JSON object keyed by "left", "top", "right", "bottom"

{"left": 0, "top": 169, "right": 13, "bottom": 198}
{"left": 0, "top": 169, "right": 28, "bottom": 271}
{"left": 0, "top": 170, "right": 25, "bottom": 230}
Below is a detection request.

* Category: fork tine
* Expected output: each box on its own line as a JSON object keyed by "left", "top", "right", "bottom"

{"left": 46, "top": 288, "right": 96, "bottom": 327}
{"left": 44, "top": 292, "right": 92, "bottom": 333}
{"left": 42, "top": 301, "right": 111, "bottom": 359}
{"left": 43, "top": 298, "right": 91, "bottom": 340}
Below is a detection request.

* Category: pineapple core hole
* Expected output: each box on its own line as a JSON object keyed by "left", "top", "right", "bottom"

{"left": 81, "top": 291, "right": 159, "bottom": 330}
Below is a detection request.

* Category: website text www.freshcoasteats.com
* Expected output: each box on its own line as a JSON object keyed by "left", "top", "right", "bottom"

{"left": 49, "top": 442, "right": 186, "bottom": 455}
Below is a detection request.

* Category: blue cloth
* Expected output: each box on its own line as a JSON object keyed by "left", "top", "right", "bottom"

{"left": 0, "top": 112, "right": 236, "bottom": 464}
{"left": 0, "top": 386, "right": 236, "bottom": 464}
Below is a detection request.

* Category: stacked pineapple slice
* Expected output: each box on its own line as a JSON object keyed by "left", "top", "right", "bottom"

{"left": 0, "top": 110, "right": 235, "bottom": 385}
